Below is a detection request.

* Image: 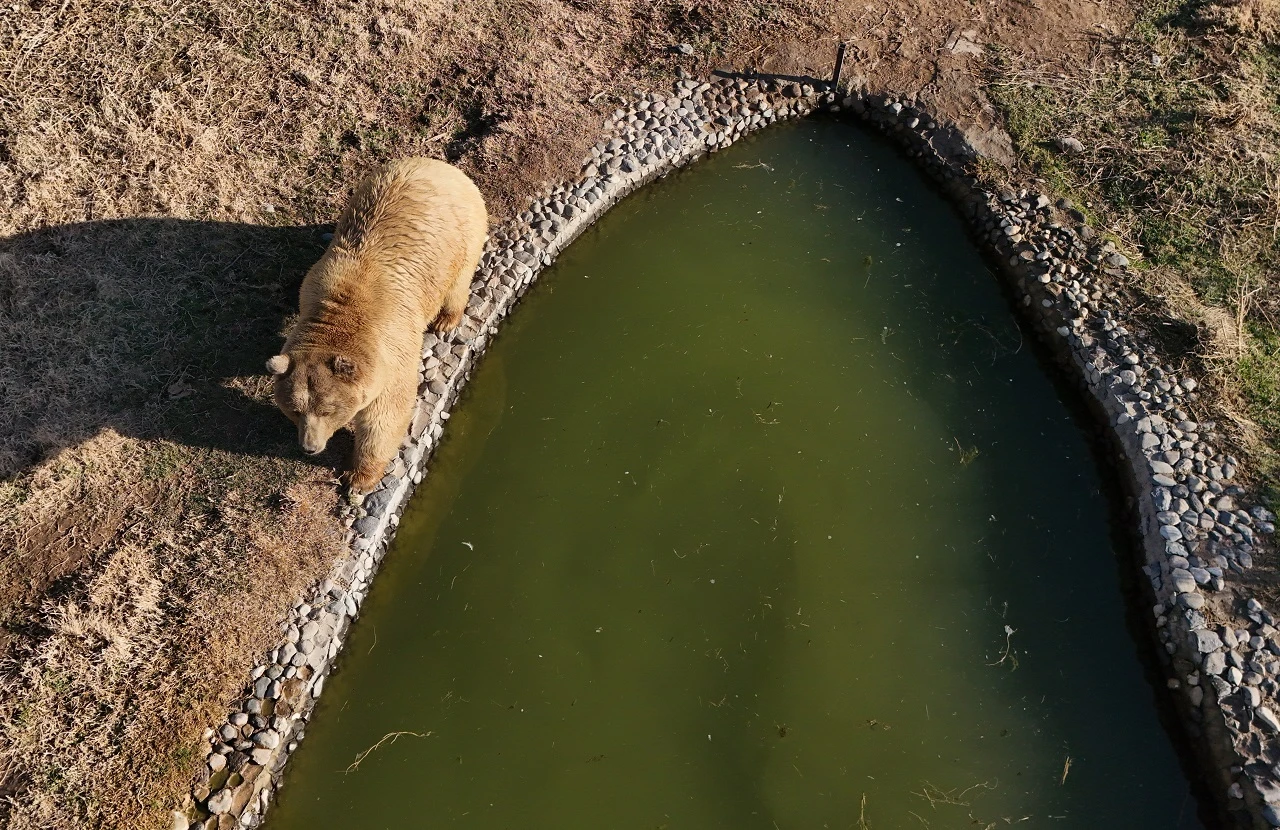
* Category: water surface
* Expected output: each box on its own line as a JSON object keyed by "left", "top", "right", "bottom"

{"left": 269, "top": 119, "right": 1204, "bottom": 829}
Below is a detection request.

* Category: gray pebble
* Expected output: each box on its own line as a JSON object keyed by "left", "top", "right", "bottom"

{"left": 1257, "top": 706, "right": 1280, "bottom": 733}
{"left": 207, "top": 789, "right": 234, "bottom": 815}
{"left": 252, "top": 730, "right": 280, "bottom": 750}
{"left": 1191, "top": 628, "right": 1223, "bottom": 653}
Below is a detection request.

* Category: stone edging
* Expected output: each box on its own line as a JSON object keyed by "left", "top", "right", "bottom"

{"left": 175, "top": 74, "right": 1277, "bottom": 830}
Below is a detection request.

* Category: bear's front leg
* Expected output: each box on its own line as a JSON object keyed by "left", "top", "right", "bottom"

{"left": 348, "top": 383, "right": 414, "bottom": 494}
{"left": 429, "top": 265, "right": 473, "bottom": 333}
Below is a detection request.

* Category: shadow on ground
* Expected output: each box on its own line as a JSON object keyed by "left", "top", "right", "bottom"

{"left": 0, "top": 218, "right": 336, "bottom": 480}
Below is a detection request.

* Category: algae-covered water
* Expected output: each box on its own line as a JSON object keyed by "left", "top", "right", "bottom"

{"left": 268, "top": 119, "right": 1206, "bottom": 829}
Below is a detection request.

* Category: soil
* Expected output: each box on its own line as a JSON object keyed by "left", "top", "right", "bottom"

{"left": 0, "top": 0, "right": 1271, "bottom": 828}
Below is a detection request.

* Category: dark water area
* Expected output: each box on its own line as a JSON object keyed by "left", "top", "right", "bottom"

{"left": 268, "top": 118, "right": 1206, "bottom": 829}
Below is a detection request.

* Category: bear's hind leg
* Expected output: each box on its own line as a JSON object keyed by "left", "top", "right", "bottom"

{"left": 347, "top": 382, "right": 414, "bottom": 494}
{"left": 429, "top": 265, "right": 473, "bottom": 333}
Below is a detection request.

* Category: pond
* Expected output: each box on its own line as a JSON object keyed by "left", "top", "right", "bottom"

{"left": 267, "top": 118, "right": 1206, "bottom": 829}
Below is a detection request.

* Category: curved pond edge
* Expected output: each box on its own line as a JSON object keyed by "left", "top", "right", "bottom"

{"left": 175, "top": 75, "right": 1279, "bottom": 830}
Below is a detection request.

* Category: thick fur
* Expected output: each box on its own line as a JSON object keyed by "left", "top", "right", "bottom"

{"left": 267, "top": 158, "right": 487, "bottom": 492}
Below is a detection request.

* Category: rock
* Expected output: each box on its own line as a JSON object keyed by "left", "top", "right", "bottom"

{"left": 1180, "top": 592, "right": 1206, "bottom": 610}
{"left": 1264, "top": 805, "right": 1280, "bottom": 826}
{"left": 1204, "top": 651, "right": 1226, "bottom": 676}
{"left": 251, "top": 730, "right": 280, "bottom": 750}
{"left": 1160, "top": 525, "right": 1183, "bottom": 542}
{"left": 171, "top": 812, "right": 190, "bottom": 830}
{"left": 1054, "top": 135, "right": 1085, "bottom": 154}
{"left": 207, "top": 789, "right": 234, "bottom": 815}
{"left": 674, "top": 43, "right": 694, "bottom": 56}
{"left": 250, "top": 747, "right": 273, "bottom": 766}
{"left": 783, "top": 83, "right": 803, "bottom": 98}
{"left": 1171, "top": 569, "right": 1198, "bottom": 593}
{"left": 208, "top": 753, "right": 227, "bottom": 773}
{"left": 363, "top": 486, "right": 397, "bottom": 518}
{"left": 1257, "top": 706, "right": 1280, "bottom": 733}
{"left": 1191, "top": 628, "right": 1223, "bottom": 653}
{"left": 351, "top": 515, "right": 378, "bottom": 540}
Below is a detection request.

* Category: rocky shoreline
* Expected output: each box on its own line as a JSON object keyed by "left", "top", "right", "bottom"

{"left": 175, "top": 72, "right": 1278, "bottom": 829}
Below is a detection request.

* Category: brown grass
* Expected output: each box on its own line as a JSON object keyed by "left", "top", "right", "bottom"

{"left": 0, "top": 447, "right": 343, "bottom": 827}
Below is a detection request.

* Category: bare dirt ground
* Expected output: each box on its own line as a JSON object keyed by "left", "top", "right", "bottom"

{"left": 0, "top": 0, "right": 1273, "bottom": 827}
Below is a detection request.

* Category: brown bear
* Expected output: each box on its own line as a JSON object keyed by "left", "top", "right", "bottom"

{"left": 266, "top": 158, "right": 487, "bottom": 493}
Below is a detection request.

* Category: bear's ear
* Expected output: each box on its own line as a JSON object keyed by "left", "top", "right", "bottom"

{"left": 266, "top": 354, "right": 290, "bottom": 375}
{"left": 331, "top": 355, "right": 357, "bottom": 379}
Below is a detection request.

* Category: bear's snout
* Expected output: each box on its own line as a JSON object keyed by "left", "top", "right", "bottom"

{"left": 299, "top": 420, "right": 330, "bottom": 455}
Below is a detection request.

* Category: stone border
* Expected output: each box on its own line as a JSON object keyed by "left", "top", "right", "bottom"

{"left": 175, "top": 74, "right": 1278, "bottom": 830}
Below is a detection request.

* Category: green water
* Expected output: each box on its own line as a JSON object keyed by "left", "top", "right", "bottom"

{"left": 268, "top": 119, "right": 1205, "bottom": 829}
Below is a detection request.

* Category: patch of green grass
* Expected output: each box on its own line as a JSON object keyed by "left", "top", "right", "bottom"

{"left": 984, "top": 3, "right": 1280, "bottom": 505}
{"left": 1241, "top": 324, "right": 1280, "bottom": 437}
{"left": 1259, "top": 46, "right": 1280, "bottom": 117}
{"left": 142, "top": 443, "right": 184, "bottom": 481}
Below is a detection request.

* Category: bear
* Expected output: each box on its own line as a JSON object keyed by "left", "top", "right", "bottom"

{"left": 266, "top": 157, "right": 487, "bottom": 493}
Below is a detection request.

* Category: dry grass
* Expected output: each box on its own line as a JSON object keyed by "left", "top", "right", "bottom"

{"left": 0, "top": 450, "right": 343, "bottom": 827}
{"left": 984, "top": 0, "right": 1280, "bottom": 502}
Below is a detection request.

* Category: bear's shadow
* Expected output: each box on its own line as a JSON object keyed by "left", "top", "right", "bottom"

{"left": 0, "top": 217, "right": 354, "bottom": 480}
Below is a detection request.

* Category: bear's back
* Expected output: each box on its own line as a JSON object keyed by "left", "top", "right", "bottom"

{"left": 337, "top": 158, "right": 486, "bottom": 265}
{"left": 318, "top": 158, "right": 487, "bottom": 322}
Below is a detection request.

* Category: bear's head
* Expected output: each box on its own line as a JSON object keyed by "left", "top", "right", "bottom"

{"left": 266, "top": 351, "right": 366, "bottom": 455}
